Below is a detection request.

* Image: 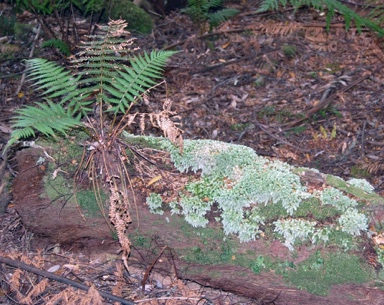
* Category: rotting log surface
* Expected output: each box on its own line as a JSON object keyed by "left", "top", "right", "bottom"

{"left": 11, "top": 148, "right": 384, "bottom": 305}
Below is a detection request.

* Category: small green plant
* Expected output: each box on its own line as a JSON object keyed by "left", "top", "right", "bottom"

{"left": 182, "top": 0, "right": 239, "bottom": 32}
{"left": 257, "top": 0, "right": 384, "bottom": 36}
{"left": 8, "top": 20, "right": 176, "bottom": 145}
{"left": 350, "top": 165, "right": 370, "bottom": 179}
{"left": 250, "top": 256, "right": 266, "bottom": 274}
{"left": 282, "top": 44, "right": 296, "bottom": 58}
{"left": 146, "top": 193, "right": 164, "bottom": 215}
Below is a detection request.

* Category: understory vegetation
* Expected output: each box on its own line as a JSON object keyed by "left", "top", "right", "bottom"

{"left": 8, "top": 19, "right": 181, "bottom": 269}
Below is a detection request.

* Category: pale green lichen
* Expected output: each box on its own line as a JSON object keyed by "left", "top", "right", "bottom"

{"left": 146, "top": 193, "right": 164, "bottom": 215}
{"left": 319, "top": 187, "right": 358, "bottom": 212}
{"left": 338, "top": 208, "right": 368, "bottom": 236}
{"left": 141, "top": 138, "right": 370, "bottom": 250}
{"left": 274, "top": 219, "right": 316, "bottom": 251}
{"left": 347, "top": 178, "right": 374, "bottom": 193}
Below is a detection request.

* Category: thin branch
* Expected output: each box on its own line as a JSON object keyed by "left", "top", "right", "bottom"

{"left": 253, "top": 114, "right": 311, "bottom": 153}
{"left": 0, "top": 255, "right": 135, "bottom": 305}
{"left": 287, "top": 65, "right": 384, "bottom": 127}
{"left": 141, "top": 246, "right": 167, "bottom": 291}
{"left": 15, "top": 23, "right": 41, "bottom": 96}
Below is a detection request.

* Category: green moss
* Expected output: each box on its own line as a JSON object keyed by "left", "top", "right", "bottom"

{"left": 41, "top": 132, "right": 108, "bottom": 218}
{"left": 294, "top": 197, "right": 340, "bottom": 221}
{"left": 76, "top": 189, "right": 107, "bottom": 217}
{"left": 131, "top": 230, "right": 152, "bottom": 248}
{"left": 257, "top": 202, "right": 289, "bottom": 220}
{"left": 104, "top": 0, "right": 153, "bottom": 34}
{"left": 284, "top": 251, "right": 371, "bottom": 295}
{"left": 326, "top": 175, "right": 383, "bottom": 205}
{"left": 43, "top": 174, "right": 76, "bottom": 208}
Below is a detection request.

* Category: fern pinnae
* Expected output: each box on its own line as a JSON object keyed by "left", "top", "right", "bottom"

{"left": 12, "top": 101, "right": 81, "bottom": 137}
{"left": 8, "top": 19, "right": 177, "bottom": 145}
{"left": 257, "top": 0, "right": 384, "bottom": 36}
{"left": 108, "top": 50, "right": 176, "bottom": 114}
{"left": 41, "top": 39, "right": 71, "bottom": 56}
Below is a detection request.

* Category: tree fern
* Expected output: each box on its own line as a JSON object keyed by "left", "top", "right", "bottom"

{"left": 8, "top": 20, "right": 176, "bottom": 146}
{"left": 257, "top": 0, "right": 384, "bottom": 35}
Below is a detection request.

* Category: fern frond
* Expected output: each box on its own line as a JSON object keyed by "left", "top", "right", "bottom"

{"left": 8, "top": 101, "right": 82, "bottom": 146}
{"left": 7, "top": 127, "right": 36, "bottom": 147}
{"left": 257, "top": 0, "right": 384, "bottom": 36}
{"left": 205, "top": 0, "right": 223, "bottom": 10}
{"left": 26, "top": 58, "right": 90, "bottom": 114}
{"left": 8, "top": 19, "right": 176, "bottom": 147}
{"left": 11, "top": 101, "right": 82, "bottom": 138}
{"left": 26, "top": 58, "right": 80, "bottom": 99}
{"left": 367, "top": 1, "right": 384, "bottom": 26}
{"left": 41, "top": 39, "right": 71, "bottom": 56}
{"left": 108, "top": 50, "right": 177, "bottom": 113}
{"left": 12, "top": 100, "right": 81, "bottom": 136}
{"left": 208, "top": 8, "right": 239, "bottom": 28}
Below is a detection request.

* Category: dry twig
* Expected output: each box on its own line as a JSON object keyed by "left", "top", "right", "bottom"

{"left": 0, "top": 255, "right": 135, "bottom": 305}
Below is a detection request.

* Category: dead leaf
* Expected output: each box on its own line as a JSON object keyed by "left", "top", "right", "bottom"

{"left": 373, "top": 234, "right": 384, "bottom": 246}
{"left": 147, "top": 175, "right": 162, "bottom": 186}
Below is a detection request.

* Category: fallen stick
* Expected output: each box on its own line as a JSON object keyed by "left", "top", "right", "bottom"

{"left": 287, "top": 65, "right": 384, "bottom": 128}
{"left": 0, "top": 255, "right": 135, "bottom": 305}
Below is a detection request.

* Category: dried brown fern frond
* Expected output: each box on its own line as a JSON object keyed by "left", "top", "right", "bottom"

{"left": 108, "top": 183, "right": 132, "bottom": 271}
{"left": 359, "top": 161, "right": 384, "bottom": 175}
{"left": 112, "top": 261, "right": 125, "bottom": 297}
{"left": 80, "top": 285, "right": 104, "bottom": 305}
{"left": 260, "top": 20, "right": 301, "bottom": 36}
{"left": 126, "top": 99, "right": 184, "bottom": 151}
{"left": 19, "top": 278, "right": 49, "bottom": 305}
{"left": 9, "top": 269, "right": 24, "bottom": 302}
{"left": 149, "top": 99, "right": 184, "bottom": 151}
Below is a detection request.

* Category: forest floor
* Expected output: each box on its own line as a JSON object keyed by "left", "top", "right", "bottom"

{"left": 1, "top": 0, "right": 384, "bottom": 304}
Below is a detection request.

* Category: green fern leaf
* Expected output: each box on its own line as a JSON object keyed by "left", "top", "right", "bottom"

{"left": 208, "top": 8, "right": 239, "bottom": 28}
{"left": 26, "top": 58, "right": 80, "bottom": 98}
{"left": 41, "top": 39, "right": 71, "bottom": 56}
{"left": 257, "top": 0, "right": 384, "bottom": 36}
{"left": 26, "top": 58, "right": 90, "bottom": 113}
{"left": 12, "top": 101, "right": 82, "bottom": 138}
{"left": 7, "top": 127, "right": 36, "bottom": 147}
{"left": 108, "top": 50, "right": 177, "bottom": 113}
